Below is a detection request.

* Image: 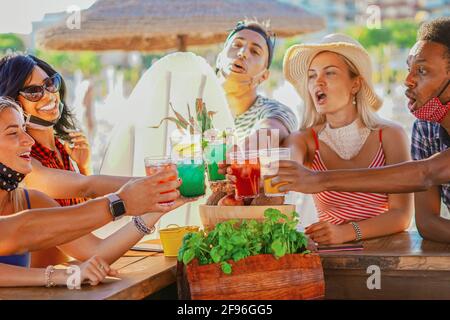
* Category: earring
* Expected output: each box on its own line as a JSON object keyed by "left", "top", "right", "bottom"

{"left": 352, "top": 96, "right": 357, "bottom": 105}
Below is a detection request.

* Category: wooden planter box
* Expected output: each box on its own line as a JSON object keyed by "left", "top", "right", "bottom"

{"left": 177, "top": 253, "right": 325, "bottom": 300}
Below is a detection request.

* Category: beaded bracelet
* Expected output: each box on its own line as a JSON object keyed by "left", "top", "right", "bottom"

{"left": 133, "top": 216, "right": 156, "bottom": 235}
{"left": 45, "top": 265, "right": 56, "bottom": 288}
{"left": 350, "top": 222, "right": 362, "bottom": 241}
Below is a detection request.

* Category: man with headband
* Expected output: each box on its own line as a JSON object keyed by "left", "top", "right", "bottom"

{"left": 270, "top": 17, "right": 450, "bottom": 243}
{"left": 216, "top": 20, "right": 298, "bottom": 147}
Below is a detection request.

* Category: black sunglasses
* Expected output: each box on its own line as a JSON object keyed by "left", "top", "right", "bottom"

{"left": 18, "top": 73, "right": 62, "bottom": 102}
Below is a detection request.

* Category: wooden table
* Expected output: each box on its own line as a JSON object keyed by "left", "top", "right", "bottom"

{"left": 320, "top": 231, "right": 450, "bottom": 300}
{"left": 1, "top": 231, "right": 450, "bottom": 300}
{"left": 0, "top": 254, "right": 178, "bottom": 300}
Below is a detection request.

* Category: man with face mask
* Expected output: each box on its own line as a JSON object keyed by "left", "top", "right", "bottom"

{"left": 270, "top": 17, "right": 450, "bottom": 242}
{"left": 407, "top": 17, "right": 450, "bottom": 242}
{"left": 216, "top": 20, "right": 298, "bottom": 147}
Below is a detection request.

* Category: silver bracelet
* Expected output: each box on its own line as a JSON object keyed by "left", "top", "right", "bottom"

{"left": 45, "top": 265, "right": 56, "bottom": 288}
{"left": 133, "top": 216, "right": 156, "bottom": 235}
{"left": 350, "top": 222, "right": 362, "bottom": 241}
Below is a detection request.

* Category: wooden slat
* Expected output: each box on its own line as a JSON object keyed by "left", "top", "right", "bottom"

{"left": 321, "top": 231, "right": 450, "bottom": 299}
{"left": 324, "top": 269, "right": 450, "bottom": 300}
{"left": 320, "top": 231, "right": 450, "bottom": 270}
{"left": 107, "top": 255, "right": 177, "bottom": 300}
{"left": 111, "top": 256, "right": 147, "bottom": 270}
{"left": 0, "top": 255, "right": 177, "bottom": 300}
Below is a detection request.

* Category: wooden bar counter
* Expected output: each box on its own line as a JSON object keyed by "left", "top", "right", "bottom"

{"left": 0, "top": 254, "right": 178, "bottom": 300}
{"left": 320, "top": 231, "right": 450, "bottom": 300}
{"left": 1, "top": 231, "right": 449, "bottom": 300}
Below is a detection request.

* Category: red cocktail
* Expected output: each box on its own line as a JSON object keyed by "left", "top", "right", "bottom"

{"left": 230, "top": 151, "right": 260, "bottom": 199}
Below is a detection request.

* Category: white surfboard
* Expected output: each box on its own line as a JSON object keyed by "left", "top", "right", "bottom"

{"left": 96, "top": 52, "right": 233, "bottom": 238}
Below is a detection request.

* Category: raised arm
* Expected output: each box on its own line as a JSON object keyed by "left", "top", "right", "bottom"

{"left": 0, "top": 170, "right": 182, "bottom": 255}
{"left": 324, "top": 149, "right": 449, "bottom": 193}
{"left": 0, "top": 196, "right": 112, "bottom": 255}
{"left": 276, "top": 149, "right": 450, "bottom": 195}
{"left": 426, "top": 149, "right": 450, "bottom": 186}
{"left": 25, "top": 158, "right": 133, "bottom": 199}
{"left": 58, "top": 197, "right": 194, "bottom": 264}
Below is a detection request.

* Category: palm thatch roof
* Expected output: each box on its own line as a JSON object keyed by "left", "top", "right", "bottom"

{"left": 36, "top": 0, "right": 325, "bottom": 52}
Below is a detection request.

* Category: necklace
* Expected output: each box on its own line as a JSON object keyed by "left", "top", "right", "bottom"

{"left": 318, "top": 118, "right": 371, "bottom": 160}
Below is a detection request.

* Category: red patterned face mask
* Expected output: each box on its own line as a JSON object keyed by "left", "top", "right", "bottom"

{"left": 410, "top": 97, "right": 450, "bottom": 123}
{"left": 410, "top": 80, "right": 450, "bottom": 123}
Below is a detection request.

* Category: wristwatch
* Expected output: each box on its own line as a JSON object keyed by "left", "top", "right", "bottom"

{"left": 106, "top": 193, "right": 126, "bottom": 220}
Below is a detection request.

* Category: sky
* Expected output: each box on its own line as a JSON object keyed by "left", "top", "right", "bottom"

{"left": 0, "top": 0, "right": 96, "bottom": 34}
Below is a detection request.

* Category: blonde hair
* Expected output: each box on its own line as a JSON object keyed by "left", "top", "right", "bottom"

{"left": 300, "top": 52, "right": 383, "bottom": 130}
{"left": 0, "top": 97, "right": 27, "bottom": 214}
{"left": 10, "top": 188, "right": 27, "bottom": 212}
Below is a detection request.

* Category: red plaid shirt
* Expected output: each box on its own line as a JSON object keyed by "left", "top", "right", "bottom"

{"left": 31, "top": 138, "right": 86, "bottom": 207}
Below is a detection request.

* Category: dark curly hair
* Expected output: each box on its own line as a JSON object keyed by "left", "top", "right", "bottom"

{"left": 417, "top": 17, "right": 450, "bottom": 67}
{"left": 0, "top": 53, "right": 78, "bottom": 141}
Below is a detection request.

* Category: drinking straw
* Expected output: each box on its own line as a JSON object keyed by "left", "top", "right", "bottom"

{"left": 249, "top": 173, "right": 259, "bottom": 196}
{"left": 163, "top": 71, "right": 172, "bottom": 157}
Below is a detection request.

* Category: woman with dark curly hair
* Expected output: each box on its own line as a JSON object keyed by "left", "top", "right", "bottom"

{"left": 0, "top": 54, "right": 91, "bottom": 204}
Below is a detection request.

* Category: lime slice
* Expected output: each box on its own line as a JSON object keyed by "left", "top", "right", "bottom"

{"left": 173, "top": 143, "right": 199, "bottom": 156}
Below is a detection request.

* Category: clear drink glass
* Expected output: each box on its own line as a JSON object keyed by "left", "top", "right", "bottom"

{"left": 144, "top": 156, "right": 177, "bottom": 205}
{"left": 259, "top": 148, "right": 291, "bottom": 197}
{"left": 230, "top": 150, "right": 260, "bottom": 199}
{"left": 205, "top": 143, "right": 227, "bottom": 181}
{"left": 176, "top": 153, "right": 206, "bottom": 198}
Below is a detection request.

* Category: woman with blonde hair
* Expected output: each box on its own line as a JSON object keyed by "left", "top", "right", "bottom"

{"left": 272, "top": 34, "right": 413, "bottom": 245}
{"left": 0, "top": 97, "right": 190, "bottom": 287}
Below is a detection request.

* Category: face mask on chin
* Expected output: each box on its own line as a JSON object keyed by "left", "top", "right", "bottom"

{"left": 217, "top": 67, "right": 266, "bottom": 95}
{"left": 0, "top": 162, "right": 25, "bottom": 192}
{"left": 23, "top": 101, "right": 64, "bottom": 130}
{"left": 410, "top": 79, "right": 450, "bottom": 123}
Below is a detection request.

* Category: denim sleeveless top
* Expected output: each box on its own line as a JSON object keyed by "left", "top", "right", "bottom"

{"left": 0, "top": 189, "right": 31, "bottom": 267}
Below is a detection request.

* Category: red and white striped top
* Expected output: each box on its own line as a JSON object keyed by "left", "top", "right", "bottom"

{"left": 310, "top": 128, "right": 389, "bottom": 225}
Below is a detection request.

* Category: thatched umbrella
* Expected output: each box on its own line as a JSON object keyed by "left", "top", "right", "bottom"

{"left": 36, "top": 0, "right": 325, "bottom": 52}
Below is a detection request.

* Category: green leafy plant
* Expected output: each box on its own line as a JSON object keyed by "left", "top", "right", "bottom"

{"left": 150, "top": 99, "right": 231, "bottom": 159}
{"left": 151, "top": 99, "right": 216, "bottom": 136}
{"left": 178, "top": 208, "right": 310, "bottom": 274}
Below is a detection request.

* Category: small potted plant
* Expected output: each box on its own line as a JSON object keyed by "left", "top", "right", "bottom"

{"left": 177, "top": 208, "right": 324, "bottom": 300}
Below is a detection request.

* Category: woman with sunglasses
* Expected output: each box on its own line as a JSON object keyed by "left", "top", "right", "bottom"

{"left": 0, "top": 53, "right": 160, "bottom": 267}
{"left": 5, "top": 55, "right": 92, "bottom": 177}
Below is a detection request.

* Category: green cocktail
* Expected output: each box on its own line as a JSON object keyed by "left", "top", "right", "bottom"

{"left": 177, "top": 158, "right": 206, "bottom": 197}
{"left": 205, "top": 142, "right": 227, "bottom": 181}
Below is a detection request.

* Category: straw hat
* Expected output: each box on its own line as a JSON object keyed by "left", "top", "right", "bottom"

{"left": 283, "top": 33, "right": 382, "bottom": 111}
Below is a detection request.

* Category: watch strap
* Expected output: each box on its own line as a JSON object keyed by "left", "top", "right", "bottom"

{"left": 106, "top": 193, "right": 125, "bottom": 220}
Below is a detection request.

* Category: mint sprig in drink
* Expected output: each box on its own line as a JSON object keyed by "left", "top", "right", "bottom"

{"left": 204, "top": 129, "right": 227, "bottom": 181}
